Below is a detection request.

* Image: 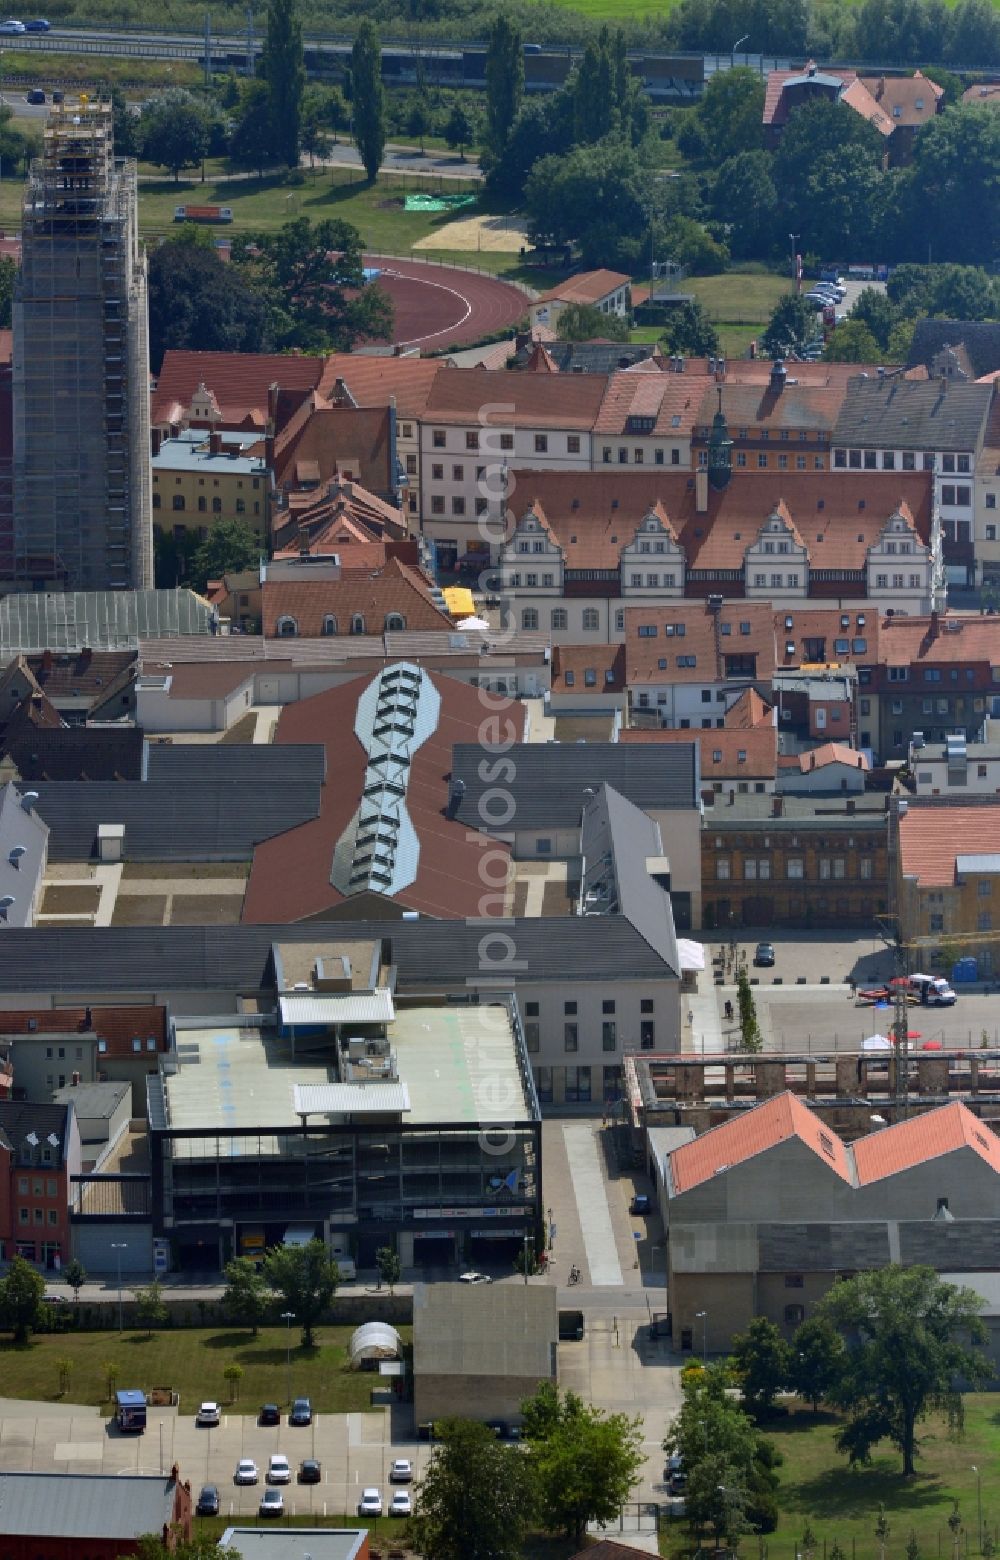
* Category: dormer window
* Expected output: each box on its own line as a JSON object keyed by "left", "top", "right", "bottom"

{"left": 322, "top": 615, "right": 337, "bottom": 636}
{"left": 351, "top": 614, "right": 366, "bottom": 635}
{"left": 276, "top": 616, "right": 298, "bottom": 637}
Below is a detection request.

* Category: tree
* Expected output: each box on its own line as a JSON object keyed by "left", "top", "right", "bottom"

{"left": 262, "top": 1239, "right": 338, "bottom": 1347}
{"left": 0, "top": 1255, "right": 46, "bottom": 1344}
{"left": 147, "top": 239, "right": 271, "bottom": 375}
{"left": 521, "top": 1382, "right": 645, "bottom": 1545}
{"left": 55, "top": 1356, "right": 73, "bottom": 1396}
{"left": 762, "top": 293, "right": 817, "bottom": 359}
{"left": 664, "top": 1360, "right": 780, "bottom": 1538}
{"left": 823, "top": 319, "right": 882, "bottom": 363}
{"left": 819, "top": 1266, "right": 992, "bottom": 1476}
{"left": 351, "top": 20, "right": 386, "bottom": 183}
{"left": 484, "top": 14, "right": 523, "bottom": 162}
{"left": 406, "top": 94, "right": 431, "bottom": 153}
{"left": 556, "top": 302, "right": 629, "bottom": 343}
{"left": 906, "top": 107, "right": 1000, "bottom": 265}
{"left": 525, "top": 137, "right": 648, "bottom": 270}
{"left": 409, "top": 1418, "right": 535, "bottom": 1560}
{"left": 228, "top": 81, "right": 276, "bottom": 178}
{"left": 376, "top": 1247, "right": 401, "bottom": 1295}
{"left": 444, "top": 98, "right": 475, "bottom": 159}
{"left": 128, "top": 1537, "right": 241, "bottom": 1560}
{"left": 737, "top": 964, "right": 762, "bottom": 1052}
{"left": 230, "top": 216, "right": 392, "bottom": 353}
{"left": 886, "top": 318, "right": 917, "bottom": 364}
{"left": 191, "top": 520, "right": 260, "bottom": 593}
{"left": 731, "top": 1317, "right": 791, "bottom": 1419}
{"left": 711, "top": 151, "right": 779, "bottom": 261}
{"left": 134, "top": 1280, "right": 168, "bottom": 1338}
{"left": 261, "top": 0, "right": 304, "bottom": 167}
{"left": 64, "top": 1257, "right": 87, "bottom": 1305}
{"left": 790, "top": 1315, "right": 845, "bottom": 1412}
{"left": 222, "top": 1257, "right": 269, "bottom": 1337}
{"left": 107, "top": 84, "right": 139, "bottom": 156}
{"left": 662, "top": 299, "right": 720, "bottom": 358}
{"left": 697, "top": 67, "right": 765, "bottom": 160}
{"left": 140, "top": 89, "right": 211, "bottom": 182}
{"left": 223, "top": 1362, "right": 244, "bottom": 1403}
{"left": 849, "top": 286, "right": 901, "bottom": 351}
{"left": 103, "top": 1359, "right": 119, "bottom": 1401}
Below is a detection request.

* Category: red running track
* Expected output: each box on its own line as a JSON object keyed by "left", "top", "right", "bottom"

{"left": 365, "top": 255, "right": 531, "bottom": 350}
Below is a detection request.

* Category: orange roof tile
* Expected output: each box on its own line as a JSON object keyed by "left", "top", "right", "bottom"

{"left": 550, "top": 643, "right": 625, "bottom": 695}
{"left": 152, "top": 350, "right": 324, "bottom": 428}
{"left": 853, "top": 1101, "right": 1000, "bottom": 1184}
{"left": 0, "top": 1006, "right": 167, "bottom": 1057}
{"left": 424, "top": 366, "right": 608, "bottom": 429}
{"left": 898, "top": 802, "right": 1000, "bottom": 886}
{"left": 879, "top": 613, "right": 1000, "bottom": 668}
{"left": 692, "top": 379, "right": 846, "bottom": 436}
{"left": 620, "top": 725, "right": 777, "bottom": 778}
{"left": 262, "top": 557, "right": 451, "bottom": 638}
{"left": 594, "top": 371, "right": 709, "bottom": 437}
{"left": 726, "top": 688, "right": 773, "bottom": 728}
{"left": 536, "top": 269, "right": 631, "bottom": 307}
{"left": 624, "top": 600, "right": 777, "bottom": 685}
{"left": 318, "top": 354, "right": 442, "bottom": 420}
{"left": 797, "top": 742, "right": 868, "bottom": 771}
{"left": 669, "top": 1092, "right": 853, "bottom": 1194}
{"left": 775, "top": 607, "right": 881, "bottom": 667}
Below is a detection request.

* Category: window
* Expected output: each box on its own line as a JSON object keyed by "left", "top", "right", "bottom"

{"left": 452, "top": 496, "right": 466, "bottom": 516}
{"left": 465, "top": 431, "right": 478, "bottom": 451}
{"left": 979, "top": 911, "right": 993, "bottom": 932}
{"left": 276, "top": 615, "right": 298, "bottom": 637}
{"left": 525, "top": 1001, "right": 539, "bottom": 1017}
{"left": 172, "top": 494, "right": 185, "bottom": 511}
{"left": 534, "top": 434, "right": 548, "bottom": 454}
{"left": 603, "top": 446, "right": 612, "bottom": 464}
{"left": 640, "top": 1020, "right": 655, "bottom": 1049}
{"left": 785, "top": 1304, "right": 806, "bottom": 1326}
{"left": 432, "top": 429, "right": 446, "bottom": 448}
{"left": 536, "top": 1066, "right": 552, "bottom": 1104}
{"left": 235, "top": 498, "right": 245, "bottom": 514}
{"left": 551, "top": 609, "right": 568, "bottom": 630}
{"left": 930, "top": 913, "right": 944, "bottom": 932}
{"left": 525, "top": 1023, "right": 540, "bottom": 1053}
{"left": 522, "top": 608, "right": 538, "bottom": 630}
{"left": 757, "top": 453, "right": 768, "bottom": 468}
{"left": 452, "top": 464, "right": 464, "bottom": 481}
{"left": 350, "top": 614, "right": 366, "bottom": 635}
{"left": 197, "top": 495, "right": 206, "bottom": 512}
{"left": 565, "top": 1066, "right": 591, "bottom": 1103}
{"left": 567, "top": 435, "right": 580, "bottom": 454}
{"left": 582, "top": 608, "right": 600, "bottom": 631}
{"left": 322, "top": 614, "right": 337, "bottom": 636}
{"left": 787, "top": 858, "right": 804, "bottom": 879}
{"left": 980, "top": 879, "right": 993, "bottom": 898}
{"left": 431, "top": 496, "right": 445, "bottom": 515}
{"left": 602, "top": 1022, "right": 616, "bottom": 1051}
{"left": 716, "top": 858, "right": 731, "bottom": 880}
{"left": 536, "top": 838, "right": 551, "bottom": 855}
{"left": 564, "top": 1023, "right": 579, "bottom": 1052}
{"left": 860, "top": 858, "right": 873, "bottom": 880}
{"left": 385, "top": 613, "right": 405, "bottom": 631}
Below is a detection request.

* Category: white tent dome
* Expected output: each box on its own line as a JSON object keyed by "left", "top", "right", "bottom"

{"left": 349, "top": 1321, "right": 403, "bottom": 1365}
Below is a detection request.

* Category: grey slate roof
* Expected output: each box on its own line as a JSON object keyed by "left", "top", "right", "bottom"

{"left": 581, "top": 784, "right": 678, "bottom": 968}
{"left": 31, "top": 781, "right": 321, "bottom": 861}
{"left": 0, "top": 916, "right": 678, "bottom": 994}
{"left": 220, "top": 1532, "right": 367, "bottom": 1560}
{"left": 413, "top": 1281, "right": 557, "bottom": 1378}
{"left": 0, "top": 1100, "right": 70, "bottom": 1163}
{"left": 2, "top": 726, "right": 144, "bottom": 783}
{"left": 0, "top": 1472, "right": 178, "bottom": 1537}
{"left": 145, "top": 743, "right": 327, "bottom": 785}
{"left": 908, "top": 319, "right": 1000, "bottom": 381}
{"left": 0, "top": 590, "right": 216, "bottom": 654}
{"left": 832, "top": 377, "right": 993, "bottom": 452}
{"left": 451, "top": 742, "right": 698, "bottom": 832}
{"left": 52, "top": 1079, "right": 130, "bottom": 1120}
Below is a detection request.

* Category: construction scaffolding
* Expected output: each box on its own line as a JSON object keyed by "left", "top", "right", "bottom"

{"left": 11, "top": 96, "right": 152, "bottom": 592}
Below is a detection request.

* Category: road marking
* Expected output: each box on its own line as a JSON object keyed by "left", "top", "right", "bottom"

{"left": 562, "top": 1124, "right": 623, "bottom": 1286}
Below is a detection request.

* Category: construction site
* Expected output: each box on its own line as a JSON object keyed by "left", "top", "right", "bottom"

{"left": 10, "top": 96, "right": 151, "bottom": 592}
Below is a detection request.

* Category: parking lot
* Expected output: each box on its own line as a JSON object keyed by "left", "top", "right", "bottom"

{"left": 0, "top": 1399, "right": 439, "bottom": 1522}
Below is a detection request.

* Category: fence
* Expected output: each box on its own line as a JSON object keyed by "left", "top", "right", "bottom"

{"left": 675, "top": 1533, "right": 1000, "bottom": 1560}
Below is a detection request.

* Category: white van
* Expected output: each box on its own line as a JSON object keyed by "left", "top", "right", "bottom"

{"left": 909, "top": 973, "right": 957, "bottom": 1007}
{"left": 330, "top": 1241, "right": 357, "bottom": 1281}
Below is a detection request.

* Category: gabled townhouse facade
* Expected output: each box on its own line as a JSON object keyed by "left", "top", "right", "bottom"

{"left": 871, "top": 612, "right": 1000, "bottom": 761}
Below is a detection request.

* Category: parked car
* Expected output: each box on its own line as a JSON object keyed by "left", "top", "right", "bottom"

{"left": 196, "top": 1402, "right": 221, "bottom": 1426}
{"left": 259, "top": 1489, "right": 284, "bottom": 1518}
{"left": 359, "top": 1487, "right": 383, "bottom": 1516}
{"left": 390, "top": 1490, "right": 413, "bottom": 1517}
{"left": 234, "top": 1458, "right": 258, "bottom": 1485}
{"left": 196, "top": 1484, "right": 219, "bottom": 1516}
{"left": 258, "top": 1404, "right": 280, "bottom": 1426}
{"left": 389, "top": 1459, "right": 413, "bottom": 1483}
{"left": 268, "top": 1454, "right": 291, "bottom": 1485}
{"left": 630, "top": 1193, "right": 651, "bottom": 1215}
{"left": 25, "top": 89, "right": 45, "bottom": 104}
{"left": 289, "top": 1396, "right": 312, "bottom": 1425}
{"left": 298, "top": 1459, "right": 322, "bottom": 1484}
{"left": 458, "top": 1270, "right": 491, "bottom": 1284}
{"left": 753, "top": 942, "right": 776, "bottom": 968}
{"left": 0, "top": 20, "right": 27, "bottom": 32}
{"left": 25, "top": 15, "right": 50, "bottom": 25}
{"left": 51, "top": 88, "right": 62, "bottom": 101}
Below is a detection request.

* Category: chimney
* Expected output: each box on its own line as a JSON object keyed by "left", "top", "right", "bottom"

{"left": 297, "top": 525, "right": 310, "bottom": 558}
{"left": 809, "top": 752, "right": 816, "bottom": 770}
{"left": 79, "top": 647, "right": 92, "bottom": 668}
{"left": 150, "top": 427, "right": 161, "bottom": 456}
{"left": 857, "top": 753, "right": 864, "bottom": 769}
{"left": 71, "top": 1071, "right": 80, "bottom": 1086}
{"left": 84, "top": 1006, "right": 92, "bottom": 1027}
{"left": 772, "top": 795, "right": 783, "bottom": 817}
{"left": 209, "top": 431, "right": 222, "bottom": 455}
{"left": 716, "top": 357, "right": 726, "bottom": 381}
{"left": 446, "top": 776, "right": 466, "bottom": 820}
{"left": 876, "top": 74, "right": 885, "bottom": 98}
{"left": 929, "top": 609, "right": 939, "bottom": 639}
{"left": 41, "top": 649, "right": 52, "bottom": 672}
{"left": 695, "top": 467, "right": 709, "bottom": 513}
{"left": 769, "top": 358, "right": 787, "bottom": 396}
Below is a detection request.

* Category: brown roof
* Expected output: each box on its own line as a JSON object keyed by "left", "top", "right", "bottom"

{"left": 152, "top": 350, "right": 324, "bottom": 428}
{"left": 262, "top": 557, "right": 452, "bottom": 638}
{"left": 550, "top": 643, "right": 625, "bottom": 695}
{"left": 859, "top": 69, "right": 942, "bottom": 126}
{"left": 763, "top": 63, "right": 894, "bottom": 135}
{"left": 692, "top": 379, "right": 846, "bottom": 436}
{"left": 775, "top": 607, "right": 881, "bottom": 667}
{"left": 670, "top": 1091, "right": 853, "bottom": 1194}
{"left": 594, "top": 371, "right": 709, "bottom": 437}
{"left": 796, "top": 741, "right": 868, "bottom": 772}
{"left": 624, "top": 600, "right": 777, "bottom": 684}
{"left": 271, "top": 401, "right": 395, "bottom": 501}
{"left": 24, "top": 650, "right": 135, "bottom": 702}
{"left": 424, "top": 366, "right": 608, "bottom": 429}
{"left": 680, "top": 360, "right": 926, "bottom": 388}
{"left": 879, "top": 613, "right": 1000, "bottom": 668}
{"left": 536, "top": 269, "right": 631, "bottom": 307}
{"left": 899, "top": 802, "right": 1000, "bottom": 886}
{"left": 161, "top": 662, "right": 259, "bottom": 700}
{"left": 317, "top": 354, "right": 442, "bottom": 420}
{"left": 0, "top": 1006, "right": 167, "bottom": 1057}
{"left": 726, "top": 687, "right": 773, "bottom": 728}
{"left": 853, "top": 1101, "right": 1000, "bottom": 1184}
{"left": 620, "top": 724, "right": 777, "bottom": 779}
{"left": 509, "top": 469, "right": 933, "bottom": 575}
{"left": 963, "top": 82, "right": 1000, "bottom": 105}
{"left": 242, "top": 671, "right": 522, "bottom": 921}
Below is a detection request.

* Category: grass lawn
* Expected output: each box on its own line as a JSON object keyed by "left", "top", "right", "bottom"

{"left": 663, "top": 1398, "right": 1000, "bottom": 1558}
{"left": 686, "top": 268, "right": 792, "bottom": 324}
{"left": 0, "top": 1325, "right": 407, "bottom": 1414}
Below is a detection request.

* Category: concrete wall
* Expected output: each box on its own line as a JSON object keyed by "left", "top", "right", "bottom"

{"left": 669, "top": 1269, "right": 754, "bottom": 1352}
{"left": 414, "top": 1371, "right": 548, "bottom": 1426}
{"left": 6, "top": 1033, "right": 98, "bottom": 1097}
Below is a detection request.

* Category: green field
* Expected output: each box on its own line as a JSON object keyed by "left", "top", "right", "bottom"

{"left": 0, "top": 1325, "right": 407, "bottom": 1414}
{"left": 666, "top": 1398, "right": 1000, "bottom": 1559}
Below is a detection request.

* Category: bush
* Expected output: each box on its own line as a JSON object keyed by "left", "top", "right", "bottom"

{"left": 285, "top": 167, "right": 306, "bottom": 186}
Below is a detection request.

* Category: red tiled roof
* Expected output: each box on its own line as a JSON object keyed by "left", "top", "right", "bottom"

{"left": 550, "top": 643, "right": 625, "bottom": 695}
{"left": 693, "top": 379, "right": 846, "bottom": 436}
{"left": 853, "top": 1101, "right": 1000, "bottom": 1184}
{"left": 669, "top": 1091, "right": 853, "bottom": 1194}
{"left": 424, "top": 366, "right": 608, "bottom": 429}
{"left": 620, "top": 725, "right": 777, "bottom": 778}
{"left": 271, "top": 401, "right": 394, "bottom": 500}
{"left": 879, "top": 613, "right": 1000, "bottom": 668}
{"left": 859, "top": 69, "right": 942, "bottom": 126}
{"left": 796, "top": 741, "right": 868, "bottom": 771}
{"left": 152, "top": 350, "right": 324, "bottom": 428}
{"left": 623, "top": 600, "right": 777, "bottom": 684}
{"left": 0, "top": 1006, "right": 167, "bottom": 1057}
{"left": 262, "top": 557, "right": 451, "bottom": 638}
{"left": 594, "top": 371, "right": 709, "bottom": 437}
{"left": 963, "top": 83, "right": 1000, "bottom": 105}
{"left": 318, "top": 354, "right": 442, "bottom": 419}
{"left": 242, "top": 671, "right": 523, "bottom": 921}
{"left": 536, "top": 269, "right": 631, "bottom": 306}
{"left": 726, "top": 688, "right": 773, "bottom": 729}
{"left": 775, "top": 607, "right": 881, "bottom": 667}
{"left": 764, "top": 64, "right": 893, "bottom": 135}
{"left": 898, "top": 802, "right": 1000, "bottom": 887}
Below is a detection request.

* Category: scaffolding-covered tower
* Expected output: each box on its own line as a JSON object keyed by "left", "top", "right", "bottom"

{"left": 11, "top": 97, "right": 152, "bottom": 591}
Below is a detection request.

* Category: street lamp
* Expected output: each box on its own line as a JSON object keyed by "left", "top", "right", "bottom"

{"left": 731, "top": 33, "right": 749, "bottom": 67}
{"left": 789, "top": 233, "right": 800, "bottom": 294}
{"left": 696, "top": 1308, "right": 708, "bottom": 1364}
{"left": 973, "top": 1465, "right": 983, "bottom": 1552}
{"left": 281, "top": 1311, "right": 295, "bottom": 1405}
{"left": 111, "top": 1243, "right": 127, "bottom": 1332}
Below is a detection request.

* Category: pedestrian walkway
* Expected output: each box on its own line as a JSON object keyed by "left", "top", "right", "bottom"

{"left": 562, "top": 1124, "right": 623, "bottom": 1286}
{"left": 686, "top": 985, "right": 725, "bottom": 1054}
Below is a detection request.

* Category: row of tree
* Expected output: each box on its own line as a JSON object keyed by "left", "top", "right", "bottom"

{"left": 666, "top": 1264, "right": 990, "bottom": 1554}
